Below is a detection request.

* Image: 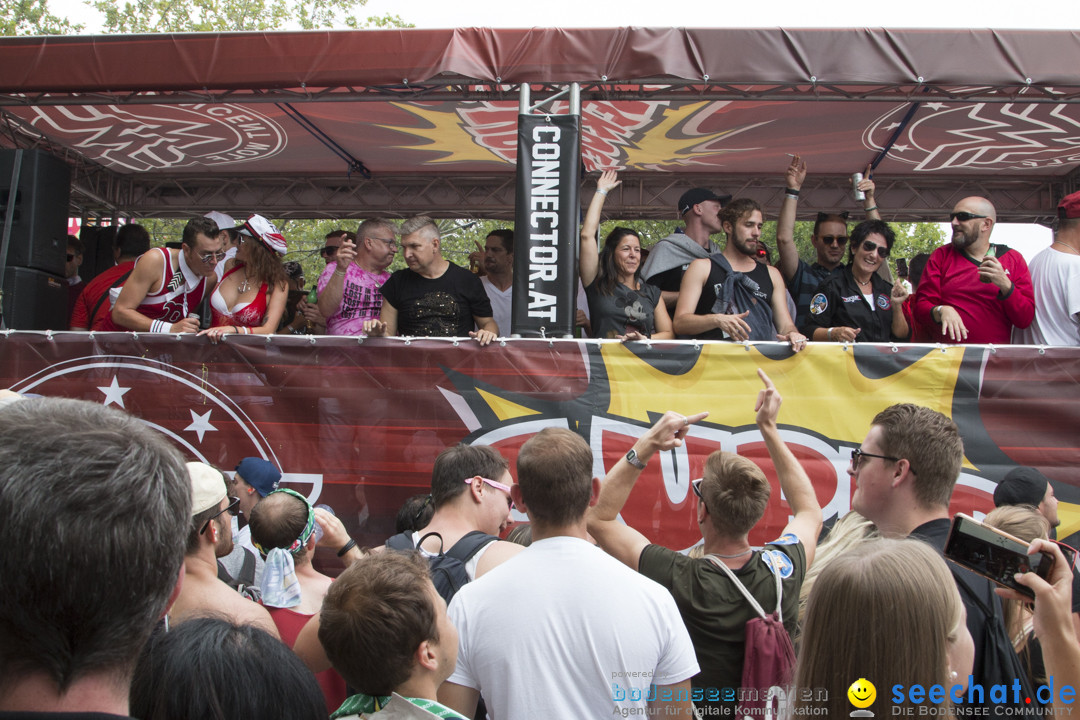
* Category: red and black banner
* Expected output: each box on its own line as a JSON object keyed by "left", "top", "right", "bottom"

{"left": 3, "top": 334, "right": 1080, "bottom": 555}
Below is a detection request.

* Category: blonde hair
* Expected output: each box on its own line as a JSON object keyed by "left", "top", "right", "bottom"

{"left": 797, "top": 511, "right": 878, "bottom": 625}
{"left": 983, "top": 505, "right": 1049, "bottom": 666}
{"left": 793, "top": 538, "right": 963, "bottom": 719}
{"left": 700, "top": 451, "right": 770, "bottom": 537}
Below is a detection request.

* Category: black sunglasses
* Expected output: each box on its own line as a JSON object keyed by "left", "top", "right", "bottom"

{"left": 850, "top": 448, "right": 899, "bottom": 470}
{"left": 319, "top": 246, "right": 339, "bottom": 257}
{"left": 859, "top": 240, "right": 890, "bottom": 258}
{"left": 820, "top": 235, "right": 849, "bottom": 246}
{"left": 66, "top": 253, "right": 75, "bottom": 261}
{"left": 199, "top": 496, "right": 240, "bottom": 535}
{"left": 950, "top": 212, "right": 988, "bottom": 223}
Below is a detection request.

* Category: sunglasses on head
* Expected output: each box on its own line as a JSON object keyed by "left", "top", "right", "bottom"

{"left": 859, "top": 240, "right": 890, "bottom": 258}
{"left": 950, "top": 211, "right": 988, "bottom": 223}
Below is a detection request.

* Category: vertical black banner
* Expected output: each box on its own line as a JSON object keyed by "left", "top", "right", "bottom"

{"left": 511, "top": 114, "right": 581, "bottom": 337}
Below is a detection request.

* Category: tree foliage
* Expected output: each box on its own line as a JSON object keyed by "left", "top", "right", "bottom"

{"left": 2, "top": 0, "right": 82, "bottom": 35}
{"left": 89, "top": 0, "right": 408, "bottom": 33}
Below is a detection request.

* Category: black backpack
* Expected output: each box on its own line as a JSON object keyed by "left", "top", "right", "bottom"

{"left": 952, "top": 569, "right": 1038, "bottom": 707}
{"left": 385, "top": 530, "right": 498, "bottom": 603}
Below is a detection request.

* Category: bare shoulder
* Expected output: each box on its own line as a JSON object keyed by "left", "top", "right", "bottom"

{"left": 766, "top": 263, "right": 787, "bottom": 286}
{"left": 474, "top": 539, "right": 525, "bottom": 578}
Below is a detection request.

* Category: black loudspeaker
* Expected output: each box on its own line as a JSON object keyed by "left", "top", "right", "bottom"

{"left": 1, "top": 266, "right": 67, "bottom": 330}
{"left": 81, "top": 225, "right": 118, "bottom": 280}
{"left": 0, "top": 149, "right": 72, "bottom": 276}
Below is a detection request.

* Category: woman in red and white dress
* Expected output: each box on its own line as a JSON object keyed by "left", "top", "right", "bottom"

{"left": 200, "top": 214, "right": 289, "bottom": 338}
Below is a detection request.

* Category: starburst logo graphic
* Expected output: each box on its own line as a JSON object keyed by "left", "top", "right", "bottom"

{"left": 26, "top": 103, "right": 286, "bottom": 172}
{"left": 864, "top": 97, "right": 1080, "bottom": 171}
{"left": 377, "top": 100, "right": 772, "bottom": 170}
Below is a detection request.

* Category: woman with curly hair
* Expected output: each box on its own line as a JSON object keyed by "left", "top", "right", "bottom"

{"left": 579, "top": 170, "right": 673, "bottom": 340}
{"left": 201, "top": 214, "right": 289, "bottom": 338}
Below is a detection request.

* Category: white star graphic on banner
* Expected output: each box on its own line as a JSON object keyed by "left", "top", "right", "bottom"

{"left": 97, "top": 376, "right": 132, "bottom": 409}
{"left": 184, "top": 409, "right": 217, "bottom": 443}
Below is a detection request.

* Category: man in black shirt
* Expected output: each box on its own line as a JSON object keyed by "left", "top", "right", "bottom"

{"left": 850, "top": 403, "right": 1028, "bottom": 706}
{"left": 363, "top": 216, "right": 497, "bottom": 345}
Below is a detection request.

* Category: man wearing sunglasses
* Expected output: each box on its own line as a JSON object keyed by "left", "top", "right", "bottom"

{"left": 317, "top": 219, "right": 397, "bottom": 336}
{"left": 105, "top": 216, "right": 223, "bottom": 333}
{"left": 849, "top": 404, "right": 1028, "bottom": 705}
{"left": 385, "top": 443, "right": 522, "bottom": 589}
{"left": 168, "top": 461, "right": 279, "bottom": 639}
{"left": 776, "top": 156, "right": 883, "bottom": 328}
{"left": 913, "top": 197, "right": 1034, "bottom": 344}
{"left": 586, "top": 369, "right": 820, "bottom": 716}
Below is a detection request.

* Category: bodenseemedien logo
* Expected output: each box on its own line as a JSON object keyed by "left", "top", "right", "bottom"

{"left": 849, "top": 678, "right": 877, "bottom": 717}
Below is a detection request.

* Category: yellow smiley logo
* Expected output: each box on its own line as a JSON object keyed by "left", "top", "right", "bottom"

{"left": 848, "top": 678, "right": 877, "bottom": 709}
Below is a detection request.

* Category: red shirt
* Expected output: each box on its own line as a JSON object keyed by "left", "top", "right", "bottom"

{"left": 913, "top": 243, "right": 1035, "bottom": 344}
{"left": 69, "top": 262, "right": 135, "bottom": 330}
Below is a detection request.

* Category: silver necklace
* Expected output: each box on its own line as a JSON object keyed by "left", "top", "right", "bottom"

{"left": 237, "top": 270, "right": 251, "bottom": 294}
{"left": 711, "top": 548, "right": 752, "bottom": 558}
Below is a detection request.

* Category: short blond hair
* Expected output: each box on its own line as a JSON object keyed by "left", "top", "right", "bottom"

{"left": 700, "top": 450, "right": 770, "bottom": 537}
{"left": 399, "top": 215, "right": 439, "bottom": 240}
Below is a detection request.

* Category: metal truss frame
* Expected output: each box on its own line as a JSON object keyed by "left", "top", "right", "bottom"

{"left": 3, "top": 80, "right": 1080, "bottom": 108}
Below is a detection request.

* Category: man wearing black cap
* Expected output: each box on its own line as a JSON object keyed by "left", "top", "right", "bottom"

{"left": 994, "top": 466, "right": 1080, "bottom": 634}
{"left": 1013, "top": 190, "right": 1080, "bottom": 346}
{"left": 640, "top": 186, "right": 731, "bottom": 310}
{"left": 994, "top": 466, "right": 1061, "bottom": 536}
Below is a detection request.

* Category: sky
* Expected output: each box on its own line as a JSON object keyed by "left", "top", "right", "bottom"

{"left": 51, "top": 0, "right": 1066, "bottom": 259}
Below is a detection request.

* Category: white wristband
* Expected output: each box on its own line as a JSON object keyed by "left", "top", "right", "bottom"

{"left": 597, "top": 189, "right": 608, "bottom": 197}
{"left": 151, "top": 319, "right": 171, "bottom": 334}
{"left": 827, "top": 327, "right": 833, "bottom": 340}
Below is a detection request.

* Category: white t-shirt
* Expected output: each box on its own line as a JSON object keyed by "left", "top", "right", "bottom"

{"left": 1013, "top": 246, "right": 1080, "bottom": 345}
{"left": 477, "top": 278, "right": 591, "bottom": 337}
{"left": 480, "top": 276, "right": 512, "bottom": 337}
{"left": 447, "top": 536, "right": 699, "bottom": 720}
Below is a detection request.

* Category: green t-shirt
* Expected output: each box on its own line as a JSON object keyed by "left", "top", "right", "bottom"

{"left": 638, "top": 536, "right": 806, "bottom": 712}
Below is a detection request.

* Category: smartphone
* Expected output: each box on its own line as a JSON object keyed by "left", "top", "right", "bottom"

{"left": 896, "top": 258, "right": 909, "bottom": 278}
{"left": 944, "top": 513, "right": 1053, "bottom": 599}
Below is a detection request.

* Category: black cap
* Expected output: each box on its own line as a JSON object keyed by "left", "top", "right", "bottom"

{"left": 993, "top": 466, "right": 1050, "bottom": 508}
{"left": 678, "top": 188, "right": 732, "bottom": 216}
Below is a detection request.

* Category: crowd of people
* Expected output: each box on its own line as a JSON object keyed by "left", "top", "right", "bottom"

{"left": 3, "top": 374, "right": 1080, "bottom": 719}
{"left": 14, "top": 164, "right": 1080, "bottom": 719}
{"left": 61, "top": 160, "right": 1080, "bottom": 347}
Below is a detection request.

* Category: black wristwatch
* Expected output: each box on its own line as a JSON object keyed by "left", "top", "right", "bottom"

{"left": 625, "top": 448, "right": 647, "bottom": 470}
